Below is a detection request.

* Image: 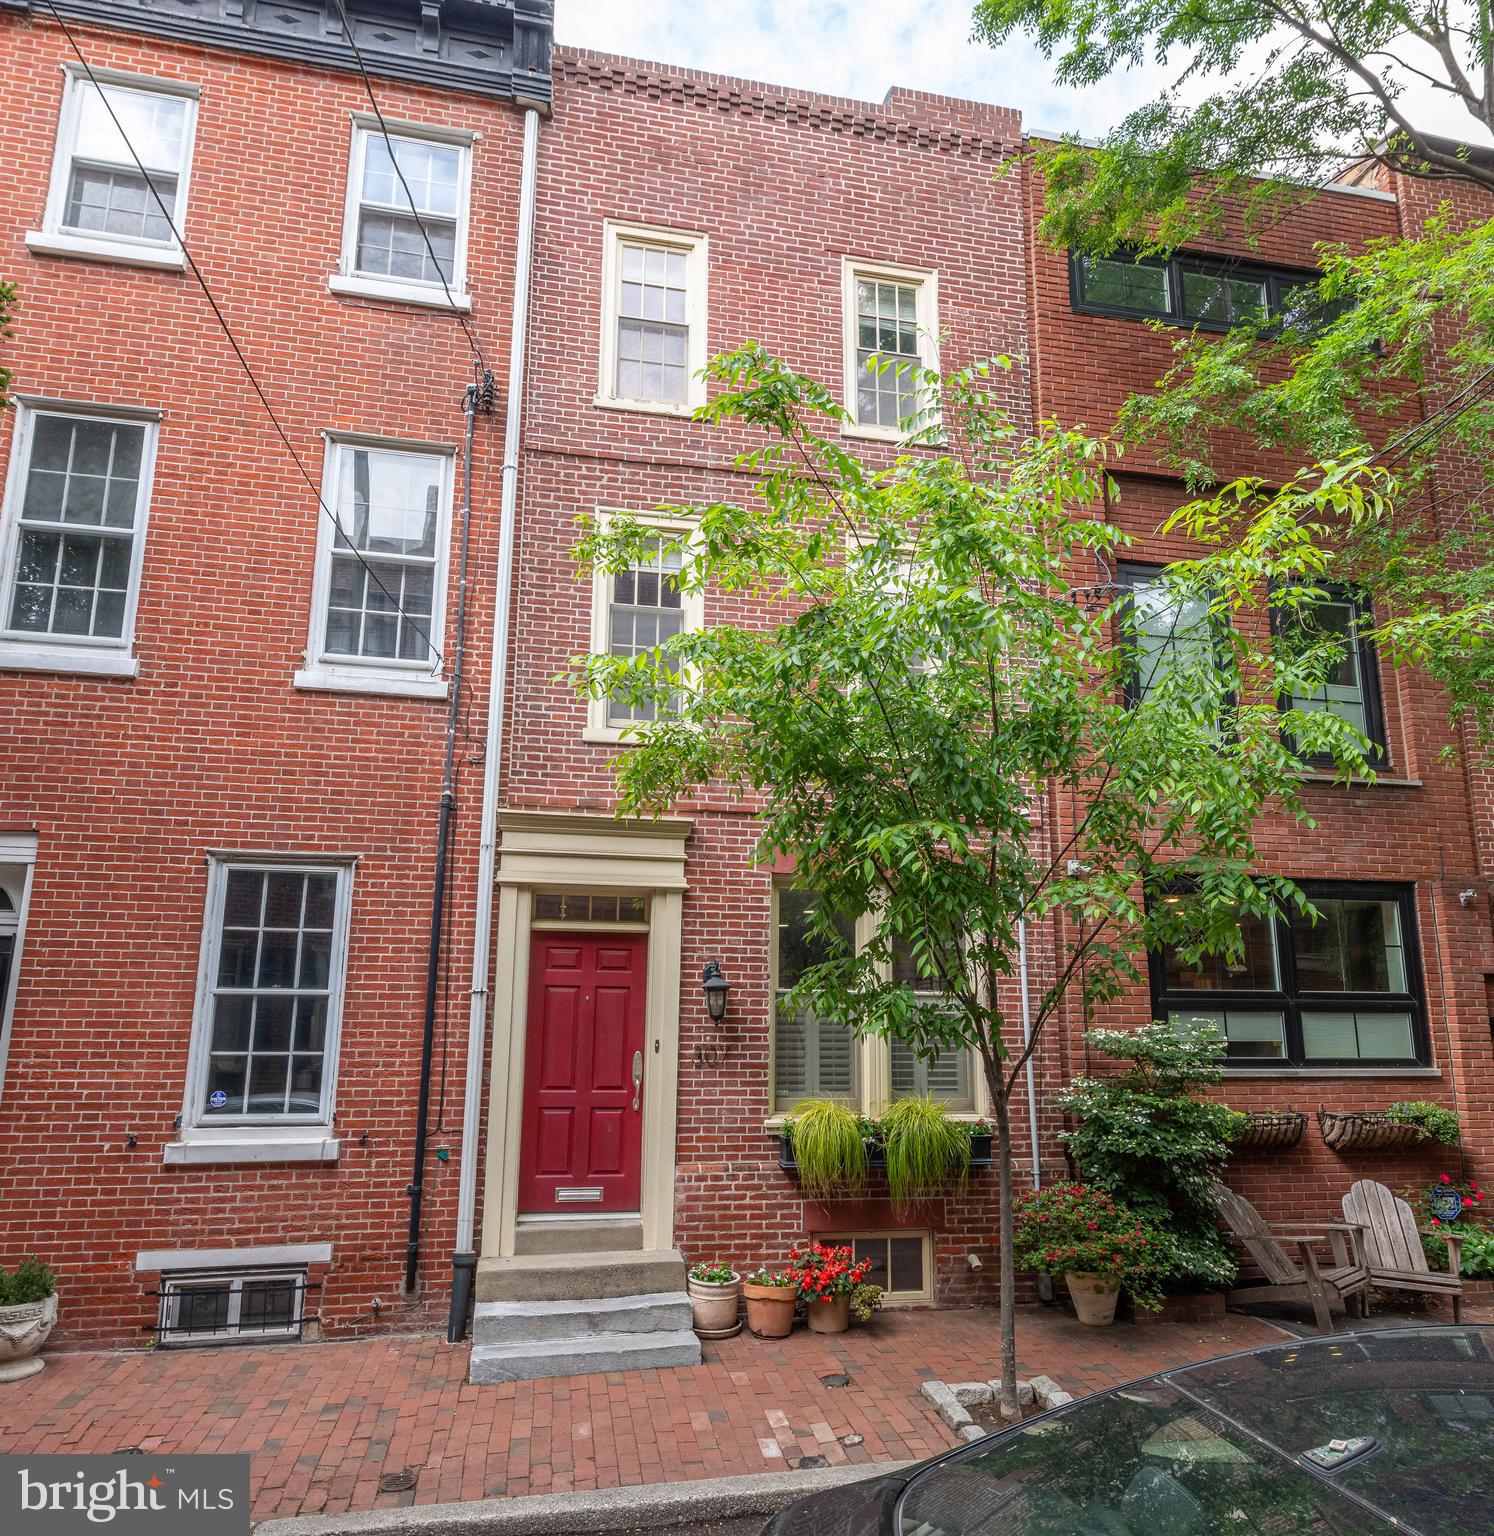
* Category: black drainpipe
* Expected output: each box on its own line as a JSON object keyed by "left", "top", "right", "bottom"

{"left": 406, "top": 371, "right": 491, "bottom": 1295}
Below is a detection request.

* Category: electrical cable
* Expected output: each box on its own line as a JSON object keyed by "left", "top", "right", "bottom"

{"left": 36, "top": 0, "right": 447, "bottom": 666}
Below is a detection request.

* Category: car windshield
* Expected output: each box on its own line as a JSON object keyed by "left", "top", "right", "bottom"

{"left": 1171, "top": 1325, "right": 1494, "bottom": 1533}
{"left": 896, "top": 1381, "right": 1391, "bottom": 1536}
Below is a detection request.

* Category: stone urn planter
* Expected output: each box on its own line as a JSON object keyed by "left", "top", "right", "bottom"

{"left": 805, "top": 1294, "right": 852, "bottom": 1334}
{"left": 1065, "top": 1271, "right": 1120, "bottom": 1328}
{"left": 687, "top": 1266, "right": 741, "bottom": 1339}
{"left": 0, "top": 1294, "right": 57, "bottom": 1383}
{"left": 743, "top": 1277, "right": 796, "bottom": 1338}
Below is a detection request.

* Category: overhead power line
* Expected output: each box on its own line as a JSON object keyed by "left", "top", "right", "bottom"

{"left": 37, "top": 0, "right": 446, "bottom": 666}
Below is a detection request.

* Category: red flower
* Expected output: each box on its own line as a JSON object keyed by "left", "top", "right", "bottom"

{"left": 1431, "top": 1217, "right": 1441, "bottom": 1227}
{"left": 1441, "top": 1173, "right": 1452, "bottom": 1184}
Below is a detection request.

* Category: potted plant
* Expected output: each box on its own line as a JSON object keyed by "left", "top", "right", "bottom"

{"left": 1386, "top": 1101, "right": 1461, "bottom": 1145}
{"left": 686, "top": 1261, "right": 741, "bottom": 1338}
{"left": 742, "top": 1269, "right": 798, "bottom": 1337}
{"left": 849, "top": 1280, "right": 884, "bottom": 1325}
{"left": 780, "top": 1099, "right": 870, "bottom": 1199}
{"left": 0, "top": 1258, "right": 57, "bottom": 1382}
{"left": 881, "top": 1094, "right": 972, "bottom": 1211}
{"left": 1227, "top": 1110, "right": 1308, "bottom": 1153}
{"left": 1319, "top": 1102, "right": 1458, "bottom": 1153}
{"left": 788, "top": 1239, "right": 873, "bottom": 1334}
{"left": 1012, "top": 1184, "right": 1167, "bottom": 1327}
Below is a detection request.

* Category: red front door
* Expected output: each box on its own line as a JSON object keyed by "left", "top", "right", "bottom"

{"left": 518, "top": 931, "right": 647, "bottom": 1214}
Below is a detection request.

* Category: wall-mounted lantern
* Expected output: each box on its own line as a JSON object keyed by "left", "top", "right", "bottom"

{"left": 702, "top": 960, "right": 730, "bottom": 1024}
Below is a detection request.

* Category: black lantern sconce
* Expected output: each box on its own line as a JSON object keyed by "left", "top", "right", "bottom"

{"left": 702, "top": 961, "right": 730, "bottom": 1024}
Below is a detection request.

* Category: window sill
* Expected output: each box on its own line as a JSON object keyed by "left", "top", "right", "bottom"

{"left": 592, "top": 394, "right": 702, "bottom": 420}
{"left": 26, "top": 230, "right": 186, "bottom": 272}
{"left": 294, "top": 666, "right": 447, "bottom": 701}
{"left": 162, "top": 1135, "right": 341, "bottom": 1166}
{"left": 582, "top": 724, "right": 642, "bottom": 746}
{"left": 0, "top": 643, "right": 139, "bottom": 679}
{"left": 1221, "top": 1066, "right": 1440, "bottom": 1079}
{"left": 327, "top": 273, "right": 472, "bottom": 312}
{"left": 1300, "top": 771, "right": 1423, "bottom": 788}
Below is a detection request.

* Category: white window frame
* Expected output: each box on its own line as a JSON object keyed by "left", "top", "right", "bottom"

{"left": 841, "top": 257, "right": 940, "bottom": 442}
{"left": 596, "top": 221, "right": 709, "bottom": 417}
{"left": 0, "top": 835, "right": 39, "bottom": 1111}
{"left": 294, "top": 432, "right": 455, "bottom": 700}
{"left": 815, "top": 1230, "right": 933, "bottom": 1306}
{"left": 0, "top": 398, "right": 161, "bottom": 679}
{"left": 157, "top": 1267, "right": 307, "bottom": 1346}
{"left": 767, "top": 887, "right": 985, "bottom": 1121}
{"left": 176, "top": 857, "right": 355, "bottom": 1158}
{"left": 584, "top": 509, "right": 704, "bottom": 744}
{"left": 27, "top": 64, "right": 198, "bottom": 272}
{"left": 329, "top": 114, "right": 474, "bottom": 312}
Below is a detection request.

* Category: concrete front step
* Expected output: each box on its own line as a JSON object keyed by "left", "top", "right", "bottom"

{"left": 473, "top": 1291, "right": 693, "bottom": 1345}
{"left": 469, "top": 1327, "right": 702, "bottom": 1384}
{"left": 513, "top": 1218, "right": 644, "bottom": 1256}
{"left": 475, "top": 1247, "right": 687, "bottom": 1303}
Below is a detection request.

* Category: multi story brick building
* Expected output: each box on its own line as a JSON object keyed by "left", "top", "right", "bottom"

{"left": 0, "top": 10, "right": 1488, "bottom": 1377}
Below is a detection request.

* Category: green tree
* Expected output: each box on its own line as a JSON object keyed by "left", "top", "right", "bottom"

{"left": 973, "top": 0, "right": 1494, "bottom": 750}
{"left": 572, "top": 348, "right": 1376, "bottom": 1413}
{"left": 0, "top": 280, "right": 15, "bottom": 414}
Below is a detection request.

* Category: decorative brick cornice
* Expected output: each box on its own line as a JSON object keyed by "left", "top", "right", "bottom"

{"left": 555, "top": 46, "right": 1020, "bottom": 159}
{"left": 5, "top": 0, "right": 553, "bottom": 104}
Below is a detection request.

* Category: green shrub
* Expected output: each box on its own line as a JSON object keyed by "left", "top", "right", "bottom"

{"left": 1386, "top": 1100, "right": 1461, "bottom": 1146}
{"left": 880, "top": 1094, "right": 971, "bottom": 1211}
{"left": 785, "top": 1098, "right": 868, "bottom": 1200}
{"left": 0, "top": 1257, "right": 56, "bottom": 1307}
{"left": 1011, "top": 1183, "right": 1174, "bottom": 1308}
{"left": 1059, "top": 1020, "right": 1240, "bottom": 1291}
{"left": 849, "top": 1281, "right": 884, "bottom": 1323}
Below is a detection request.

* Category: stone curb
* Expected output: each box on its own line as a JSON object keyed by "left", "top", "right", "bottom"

{"left": 253, "top": 1461, "right": 920, "bottom": 1536}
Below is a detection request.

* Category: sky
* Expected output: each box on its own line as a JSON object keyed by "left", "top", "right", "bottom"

{"left": 557, "top": 0, "right": 1486, "bottom": 144}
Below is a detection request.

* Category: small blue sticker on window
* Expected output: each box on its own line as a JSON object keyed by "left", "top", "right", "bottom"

{"left": 208, "top": 1090, "right": 228, "bottom": 1109}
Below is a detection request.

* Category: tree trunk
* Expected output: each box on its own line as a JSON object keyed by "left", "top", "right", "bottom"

{"left": 992, "top": 1087, "right": 1018, "bottom": 1420}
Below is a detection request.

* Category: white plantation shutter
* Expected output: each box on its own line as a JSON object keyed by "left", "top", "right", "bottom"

{"left": 775, "top": 1007, "right": 856, "bottom": 1104}
{"left": 889, "top": 1038, "right": 972, "bottom": 1107}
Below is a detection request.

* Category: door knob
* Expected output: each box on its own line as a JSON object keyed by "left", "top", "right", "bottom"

{"left": 631, "top": 1050, "right": 644, "bottom": 1111}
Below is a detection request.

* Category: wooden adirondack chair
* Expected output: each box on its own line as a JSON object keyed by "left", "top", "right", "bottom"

{"left": 1212, "top": 1180, "right": 1371, "bottom": 1334}
{"left": 1341, "top": 1179, "right": 1464, "bottom": 1322}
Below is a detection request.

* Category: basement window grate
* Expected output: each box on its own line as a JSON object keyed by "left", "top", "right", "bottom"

{"left": 150, "top": 1268, "right": 317, "bottom": 1347}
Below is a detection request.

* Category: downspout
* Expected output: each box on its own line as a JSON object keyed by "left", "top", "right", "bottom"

{"left": 1017, "top": 918, "right": 1041, "bottom": 1188}
{"left": 405, "top": 373, "right": 487, "bottom": 1295}
{"left": 447, "top": 104, "right": 541, "bottom": 1341}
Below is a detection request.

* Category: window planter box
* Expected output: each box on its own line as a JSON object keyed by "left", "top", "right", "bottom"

{"left": 1317, "top": 1110, "right": 1429, "bottom": 1154}
{"left": 1229, "top": 1111, "right": 1308, "bottom": 1154}
{"left": 777, "top": 1131, "right": 993, "bottom": 1174}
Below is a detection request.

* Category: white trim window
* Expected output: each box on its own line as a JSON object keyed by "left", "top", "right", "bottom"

{"left": 815, "top": 1231, "right": 932, "bottom": 1305}
{"left": 28, "top": 66, "right": 198, "bottom": 270}
{"left": 157, "top": 1268, "right": 307, "bottom": 1346}
{"left": 597, "top": 222, "right": 708, "bottom": 415}
{"left": 0, "top": 402, "right": 160, "bottom": 678}
{"left": 841, "top": 258, "right": 939, "bottom": 439}
{"left": 330, "top": 117, "right": 473, "bottom": 311}
{"left": 184, "top": 861, "right": 353, "bottom": 1135}
{"left": 888, "top": 937, "right": 974, "bottom": 1109}
{"left": 586, "top": 512, "right": 704, "bottom": 742}
{"left": 0, "top": 835, "right": 38, "bottom": 1110}
{"left": 296, "top": 436, "right": 453, "bottom": 698}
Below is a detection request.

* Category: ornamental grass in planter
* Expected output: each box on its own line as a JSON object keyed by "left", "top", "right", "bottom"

{"left": 783, "top": 1099, "right": 870, "bottom": 1201}
{"left": 743, "top": 1270, "right": 797, "bottom": 1337}
{"left": 881, "top": 1094, "right": 972, "bottom": 1212}
{"left": 0, "top": 1258, "right": 57, "bottom": 1383}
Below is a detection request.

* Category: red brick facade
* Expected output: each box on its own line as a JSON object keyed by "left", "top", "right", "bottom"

{"left": 0, "top": 15, "right": 1489, "bottom": 1348}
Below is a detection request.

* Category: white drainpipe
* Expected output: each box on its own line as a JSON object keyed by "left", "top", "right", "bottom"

{"left": 448, "top": 103, "right": 540, "bottom": 1341}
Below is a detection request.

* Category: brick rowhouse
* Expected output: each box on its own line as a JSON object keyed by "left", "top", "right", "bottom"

{"left": 0, "top": 0, "right": 551, "bottom": 1345}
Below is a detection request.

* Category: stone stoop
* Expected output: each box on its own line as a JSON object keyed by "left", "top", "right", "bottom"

{"left": 469, "top": 1245, "right": 701, "bottom": 1383}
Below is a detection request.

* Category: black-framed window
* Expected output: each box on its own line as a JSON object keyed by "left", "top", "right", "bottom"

{"left": 1071, "top": 250, "right": 1346, "bottom": 334}
{"left": 1149, "top": 881, "right": 1428, "bottom": 1068}
{"left": 1117, "top": 562, "right": 1223, "bottom": 710}
{"left": 1274, "top": 585, "right": 1388, "bottom": 767}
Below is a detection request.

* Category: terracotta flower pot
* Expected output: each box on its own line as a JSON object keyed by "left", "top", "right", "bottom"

{"left": 805, "top": 1294, "right": 852, "bottom": 1334}
{"left": 0, "top": 1294, "right": 57, "bottom": 1383}
{"left": 743, "top": 1281, "right": 796, "bottom": 1338}
{"left": 1065, "top": 1270, "right": 1120, "bottom": 1327}
{"left": 687, "top": 1272, "right": 741, "bottom": 1338}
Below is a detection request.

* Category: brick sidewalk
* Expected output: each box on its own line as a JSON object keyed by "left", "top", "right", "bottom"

{"left": 0, "top": 1306, "right": 1284, "bottom": 1523}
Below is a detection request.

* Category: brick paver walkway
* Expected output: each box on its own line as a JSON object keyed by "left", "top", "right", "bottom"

{"left": 0, "top": 1306, "right": 1285, "bottom": 1523}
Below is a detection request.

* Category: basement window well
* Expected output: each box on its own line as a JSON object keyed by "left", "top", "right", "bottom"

{"left": 154, "top": 1268, "right": 312, "bottom": 1347}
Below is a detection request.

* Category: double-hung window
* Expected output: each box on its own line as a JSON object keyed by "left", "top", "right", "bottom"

{"left": 598, "top": 222, "right": 708, "bottom": 413}
{"left": 1152, "top": 881, "right": 1427, "bottom": 1068}
{"left": 31, "top": 67, "right": 197, "bottom": 269}
{"left": 1276, "top": 586, "right": 1387, "bottom": 766}
{"left": 331, "top": 119, "right": 473, "bottom": 309}
{"left": 585, "top": 512, "right": 703, "bottom": 741}
{"left": 842, "top": 259, "right": 938, "bottom": 437}
{"left": 297, "top": 436, "right": 453, "bottom": 698}
{"left": 888, "top": 937, "right": 974, "bottom": 1108}
{"left": 185, "top": 861, "right": 353, "bottom": 1137}
{"left": 0, "top": 402, "right": 159, "bottom": 678}
{"left": 773, "top": 888, "right": 859, "bottom": 1108}
{"left": 1117, "top": 562, "right": 1221, "bottom": 711}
